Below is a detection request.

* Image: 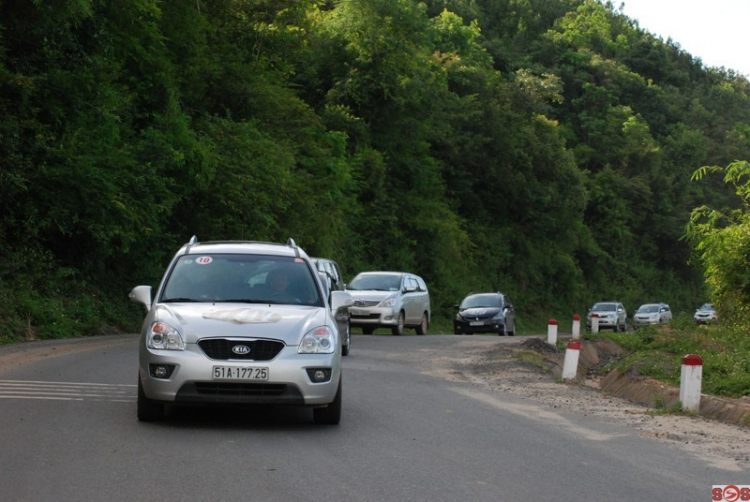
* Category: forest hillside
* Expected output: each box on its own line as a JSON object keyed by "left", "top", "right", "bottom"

{"left": 1, "top": 0, "right": 749, "bottom": 340}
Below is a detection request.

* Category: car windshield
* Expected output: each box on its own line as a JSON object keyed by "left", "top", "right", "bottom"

{"left": 637, "top": 305, "right": 659, "bottom": 313}
{"left": 591, "top": 303, "right": 616, "bottom": 312}
{"left": 347, "top": 274, "right": 402, "bottom": 291}
{"left": 699, "top": 303, "right": 714, "bottom": 311}
{"left": 160, "top": 254, "right": 322, "bottom": 306}
{"left": 461, "top": 294, "right": 502, "bottom": 309}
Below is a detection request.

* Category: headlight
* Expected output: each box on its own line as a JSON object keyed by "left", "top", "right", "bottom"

{"left": 379, "top": 296, "right": 397, "bottom": 308}
{"left": 147, "top": 322, "right": 185, "bottom": 350}
{"left": 492, "top": 313, "right": 505, "bottom": 321}
{"left": 299, "top": 326, "right": 335, "bottom": 354}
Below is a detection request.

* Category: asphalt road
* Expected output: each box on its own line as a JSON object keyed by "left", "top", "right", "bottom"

{"left": 0, "top": 333, "right": 741, "bottom": 501}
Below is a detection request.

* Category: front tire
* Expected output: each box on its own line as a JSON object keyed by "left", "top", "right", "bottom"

{"left": 313, "top": 377, "right": 342, "bottom": 425}
{"left": 415, "top": 313, "right": 428, "bottom": 335}
{"left": 137, "top": 376, "right": 165, "bottom": 422}
{"left": 392, "top": 311, "right": 405, "bottom": 336}
{"left": 341, "top": 323, "right": 351, "bottom": 356}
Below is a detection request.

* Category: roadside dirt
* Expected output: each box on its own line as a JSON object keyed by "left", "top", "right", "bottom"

{"left": 424, "top": 336, "right": 750, "bottom": 472}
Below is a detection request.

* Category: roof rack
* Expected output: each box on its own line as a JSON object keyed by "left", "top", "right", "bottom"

{"left": 185, "top": 235, "right": 198, "bottom": 253}
{"left": 287, "top": 238, "right": 300, "bottom": 258}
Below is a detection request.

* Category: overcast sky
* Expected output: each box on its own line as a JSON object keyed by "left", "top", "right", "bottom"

{"left": 618, "top": 0, "right": 750, "bottom": 77}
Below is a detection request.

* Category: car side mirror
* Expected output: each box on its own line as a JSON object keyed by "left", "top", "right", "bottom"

{"left": 405, "top": 284, "right": 417, "bottom": 293}
{"left": 129, "top": 285, "right": 153, "bottom": 312}
{"left": 330, "top": 290, "right": 353, "bottom": 313}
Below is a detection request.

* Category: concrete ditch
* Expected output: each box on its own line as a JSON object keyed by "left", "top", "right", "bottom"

{"left": 554, "top": 337, "right": 750, "bottom": 427}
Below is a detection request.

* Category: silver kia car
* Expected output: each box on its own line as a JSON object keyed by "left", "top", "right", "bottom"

{"left": 129, "top": 237, "right": 352, "bottom": 424}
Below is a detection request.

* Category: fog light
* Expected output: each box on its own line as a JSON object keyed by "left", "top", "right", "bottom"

{"left": 306, "top": 368, "right": 332, "bottom": 383}
{"left": 149, "top": 364, "right": 175, "bottom": 379}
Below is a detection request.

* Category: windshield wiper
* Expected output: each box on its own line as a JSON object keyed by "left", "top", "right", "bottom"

{"left": 162, "top": 298, "right": 200, "bottom": 303}
{"left": 222, "top": 299, "right": 265, "bottom": 304}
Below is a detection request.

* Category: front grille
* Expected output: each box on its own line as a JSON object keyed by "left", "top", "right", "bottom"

{"left": 198, "top": 339, "right": 284, "bottom": 361}
{"left": 353, "top": 300, "right": 379, "bottom": 307}
{"left": 193, "top": 382, "right": 287, "bottom": 396}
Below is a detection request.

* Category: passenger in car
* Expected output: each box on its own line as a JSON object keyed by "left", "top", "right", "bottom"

{"left": 267, "top": 268, "right": 292, "bottom": 297}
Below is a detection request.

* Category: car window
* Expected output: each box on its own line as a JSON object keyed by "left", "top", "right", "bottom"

{"left": 638, "top": 305, "right": 659, "bottom": 313}
{"left": 592, "top": 303, "right": 616, "bottom": 312}
{"left": 348, "top": 274, "right": 402, "bottom": 291}
{"left": 461, "top": 294, "right": 502, "bottom": 309}
{"left": 161, "top": 254, "right": 322, "bottom": 306}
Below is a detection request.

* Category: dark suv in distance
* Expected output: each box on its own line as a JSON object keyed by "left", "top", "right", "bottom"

{"left": 454, "top": 292, "right": 516, "bottom": 336}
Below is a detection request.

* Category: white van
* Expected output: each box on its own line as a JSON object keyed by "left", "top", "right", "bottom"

{"left": 346, "top": 271, "right": 430, "bottom": 336}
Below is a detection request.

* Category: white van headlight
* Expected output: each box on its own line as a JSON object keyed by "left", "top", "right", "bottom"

{"left": 379, "top": 296, "right": 397, "bottom": 308}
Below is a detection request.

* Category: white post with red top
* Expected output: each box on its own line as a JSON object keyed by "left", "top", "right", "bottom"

{"left": 562, "top": 340, "right": 581, "bottom": 380}
{"left": 572, "top": 314, "right": 581, "bottom": 340}
{"left": 679, "top": 354, "right": 703, "bottom": 412}
{"left": 547, "top": 319, "right": 558, "bottom": 345}
{"left": 591, "top": 314, "right": 599, "bottom": 334}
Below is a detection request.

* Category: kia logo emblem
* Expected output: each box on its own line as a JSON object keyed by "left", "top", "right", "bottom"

{"left": 232, "top": 345, "right": 251, "bottom": 355}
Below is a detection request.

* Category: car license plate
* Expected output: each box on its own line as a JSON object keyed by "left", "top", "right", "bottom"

{"left": 212, "top": 366, "right": 269, "bottom": 381}
{"left": 470, "top": 321, "right": 484, "bottom": 326}
{"left": 349, "top": 308, "right": 368, "bottom": 316}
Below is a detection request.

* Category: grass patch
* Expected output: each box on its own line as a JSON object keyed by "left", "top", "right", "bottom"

{"left": 512, "top": 351, "right": 548, "bottom": 371}
{"left": 596, "top": 319, "right": 750, "bottom": 399}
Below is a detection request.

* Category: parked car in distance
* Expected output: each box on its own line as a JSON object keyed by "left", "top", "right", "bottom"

{"left": 694, "top": 303, "right": 718, "bottom": 324}
{"left": 312, "top": 257, "right": 351, "bottom": 356}
{"left": 453, "top": 292, "right": 516, "bottom": 336}
{"left": 346, "top": 271, "right": 430, "bottom": 336}
{"left": 632, "top": 303, "right": 672, "bottom": 328}
{"left": 129, "top": 236, "right": 351, "bottom": 424}
{"left": 586, "top": 302, "right": 628, "bottom": 332}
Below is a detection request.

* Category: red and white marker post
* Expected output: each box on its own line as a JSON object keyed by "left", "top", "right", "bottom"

{"left": 547, "top": 319, "right": 558, "bottom": 345}
{"left": 572, "top": 314, "right": 581, "bottom": 340}
{"left": 679, "top": 354, "right": 703, "bottom": 412}
{"left": 591, "top": 313, "right": 599, "bottom": 334}
{"left": 562, "top": 340, "right": 581, "bottom": 380}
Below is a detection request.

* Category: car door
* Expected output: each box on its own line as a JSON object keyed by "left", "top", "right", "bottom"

{"left": 661, "top": 305, "right": 672, "bottom": 323}
{"left": 402, "top": 276, "right": 420, "bottom": 325}
{"left": 617, "top": 303, "right": 627, "bottom": 326}
{"left": 503, "top": 295, "right": 515, "bottom": 331}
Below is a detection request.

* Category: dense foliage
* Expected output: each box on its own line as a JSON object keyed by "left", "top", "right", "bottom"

{"left": 686, "top": 160, "right": 750, "bottom": 325}
{"left": 1, "top": 0, "right": 749, "bottom": 340}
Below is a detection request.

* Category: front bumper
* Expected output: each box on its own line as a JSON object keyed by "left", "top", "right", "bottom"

{"left": 348, "top": 306, "right": 399, "bottom": 327}
{"left": 694, "top": 316, "right": 716, "bottom": 323}
{"left": 454, "top": 319, "right": 505, "bottom": 334}
{"left": 633, "top": 317, "right": 659, "bottom": 327}
{"left": 139, "top": 342, "right": 340, "bottom": 406}
{"left": 586, "top": 318, "right": 617, "bottom": 329}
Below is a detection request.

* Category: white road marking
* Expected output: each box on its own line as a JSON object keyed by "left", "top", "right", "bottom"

{"left": 0, "top": 380, "right": 136, "bottom": 402}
